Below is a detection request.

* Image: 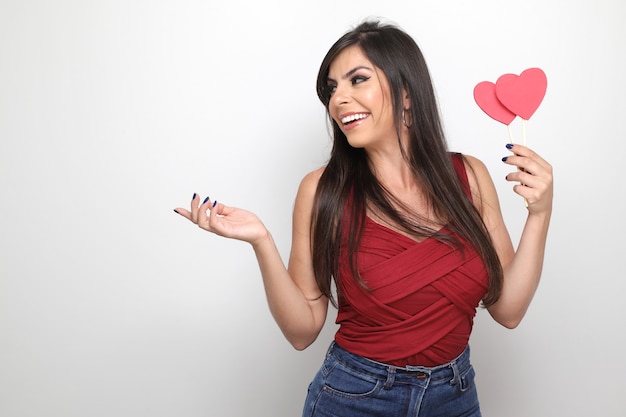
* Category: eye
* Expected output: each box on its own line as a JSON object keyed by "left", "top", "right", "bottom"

{"left": 351, "top": 75, "right": 370, "bottom": 85}
{"left": 326, "top": 84, "right": 337, "bottom": 97}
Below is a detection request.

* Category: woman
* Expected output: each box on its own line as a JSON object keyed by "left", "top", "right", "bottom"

{"left": 174, "top": 20, "right": 552, "bottom": 417}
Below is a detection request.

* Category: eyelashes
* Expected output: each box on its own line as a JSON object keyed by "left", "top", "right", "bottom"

{"left": 351, "top": 75, "right": 370, "bottom": 85}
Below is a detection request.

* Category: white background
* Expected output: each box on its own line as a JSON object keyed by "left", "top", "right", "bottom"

{"left": 1, "top": 1, "right": 625, "bottom": 416}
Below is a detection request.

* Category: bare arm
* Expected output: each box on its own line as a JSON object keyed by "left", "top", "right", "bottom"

{"left": 174, "top": 168, "right": 328, "bottom": 349}
{"left": 465, "top": 144, "right": 553, "bottom": 328}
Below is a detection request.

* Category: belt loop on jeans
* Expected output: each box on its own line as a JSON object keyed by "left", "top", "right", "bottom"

{"left": 449, "top": 359, "right": 460, "bottom": 386}
{"left": 383, "top": 367, "right": 396, "bottom": 390}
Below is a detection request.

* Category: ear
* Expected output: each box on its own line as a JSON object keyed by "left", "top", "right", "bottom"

{"left": 402, "top": 89, "right": 411, "bottom": 111}
{"left": 400, "top": 88, "right": 413, "bottom": 128}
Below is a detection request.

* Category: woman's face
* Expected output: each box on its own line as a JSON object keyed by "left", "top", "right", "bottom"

{"left": 326, "top": 46, "right": 398, "bottom": 151}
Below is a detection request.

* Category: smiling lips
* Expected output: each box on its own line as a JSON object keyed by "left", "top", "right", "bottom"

{"left": 340, "top": 113, "right": 369, "bottom": 130}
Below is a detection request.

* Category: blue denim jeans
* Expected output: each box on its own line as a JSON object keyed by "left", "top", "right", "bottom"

{"left": 302, "top": 342, "right": 481, "bottom": 417}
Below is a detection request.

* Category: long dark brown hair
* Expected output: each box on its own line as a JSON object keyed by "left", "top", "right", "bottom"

{"left": 311, "top": 20, "right": 503, "bottom": 307}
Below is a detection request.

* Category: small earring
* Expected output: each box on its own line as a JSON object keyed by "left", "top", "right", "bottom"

{"left": 402, "top": 109, "right": 411, "bottom": 128}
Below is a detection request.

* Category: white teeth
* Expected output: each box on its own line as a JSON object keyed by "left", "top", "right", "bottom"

{"left": 341, "top": 113, "right": 368, "bottom": 124}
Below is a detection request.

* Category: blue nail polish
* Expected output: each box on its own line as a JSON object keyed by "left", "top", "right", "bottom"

{"left": 212, "top": 200, "right": 217, "bottom": 207}
{"left": 192, "top": 193, "right": 197, "bottom": 200}
{"left": 203, "top": 196, "right": 210, "bottom": 204}
{"left": 506, "top": 143, "right": 514, "bottom": 149}
{"left": 502, "top": 156, "right": 508, "bottom": 162}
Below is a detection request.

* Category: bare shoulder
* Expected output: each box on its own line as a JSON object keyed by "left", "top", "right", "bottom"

{"left": 291, "top": 166, "right": 326, "bottom": 227}
{"left": 295, "top": 166, "right": 325, "bottom": 204}
{"left": 300, "top": 166, "right": 325, "bottom": 188}
{"left": 461, "top": 154, "right": 491, "bottom": 184}
{"left": 457, "top": 154, "right": 490, "bottom": 206}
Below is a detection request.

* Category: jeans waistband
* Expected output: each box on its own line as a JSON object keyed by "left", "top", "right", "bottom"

{"left": 327, "top": 342, "right": 472, "bottom": 386}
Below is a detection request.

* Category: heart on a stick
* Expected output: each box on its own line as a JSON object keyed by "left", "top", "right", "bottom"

{"left": 473, "top": 67, "right": 547, "bottom": 124}
{"left": 495, "top": 68, "right": 547, "bottom": 120}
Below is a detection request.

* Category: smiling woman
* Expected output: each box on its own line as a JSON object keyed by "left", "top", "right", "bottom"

{"left": 174, "top": 19, "right": 553, "bottom": 417}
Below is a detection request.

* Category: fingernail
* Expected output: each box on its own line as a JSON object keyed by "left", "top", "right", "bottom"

{"left": 212, "top": 200, "right": 217, "bottom": 207}
{"left": 506, "top": 143, "right": 514, "bottom": 149}
{"left": 502, "top": 156, "right": 508, "bottom": 162}
{"left": 192, "top": 193, "right": 197, "bottom": 200}
{"left": 203, "top": 196, "right": 210, "bottom": 204}
{"left": 173, "top": 209, "right": 180, "bottom": 215}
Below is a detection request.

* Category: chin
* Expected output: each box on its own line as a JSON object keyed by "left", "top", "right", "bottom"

{"left": 345, "top": 139, "right": 366, "bottom": 149}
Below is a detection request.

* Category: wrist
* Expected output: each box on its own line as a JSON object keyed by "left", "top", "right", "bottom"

{"left": 250, "top": 228, "right": 272, "bottom": 249}
{"left": 525, "top": 209, "right": 552, "bottom": 233}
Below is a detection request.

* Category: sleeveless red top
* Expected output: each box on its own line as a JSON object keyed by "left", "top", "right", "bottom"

{"left": 334, "top": 153, "right": 489, "bottom": 367}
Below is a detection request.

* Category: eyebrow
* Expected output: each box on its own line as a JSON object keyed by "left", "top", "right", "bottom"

{"left": 327, "top": 65, "right": 373, "bottom": 83}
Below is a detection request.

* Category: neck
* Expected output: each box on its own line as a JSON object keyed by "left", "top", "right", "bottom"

{"left": 365, "top": 132, "right": 417, "bottom": 193}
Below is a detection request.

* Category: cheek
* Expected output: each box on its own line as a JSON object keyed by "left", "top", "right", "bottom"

{"left": 367, "top": 90, "right": 387, "bottom": 116}
{"left": 380, "top": 94, "right": 397, "bottom": 123}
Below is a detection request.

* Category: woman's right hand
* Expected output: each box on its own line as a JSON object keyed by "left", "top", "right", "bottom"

{"left": 174, "top": 194, "right": 269, "bottom": 245}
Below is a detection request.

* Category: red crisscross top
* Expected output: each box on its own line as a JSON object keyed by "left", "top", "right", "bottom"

{"left": 334, "top": 153, "right": 489, "bottom": 367}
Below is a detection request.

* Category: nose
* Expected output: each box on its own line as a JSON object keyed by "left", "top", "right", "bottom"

{"left": 331, "top": 83, "right": 350, "bottom": 107}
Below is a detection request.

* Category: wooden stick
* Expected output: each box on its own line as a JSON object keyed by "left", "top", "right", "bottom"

{"left": 521, "top": 119, "right": 528, "bottom": 207}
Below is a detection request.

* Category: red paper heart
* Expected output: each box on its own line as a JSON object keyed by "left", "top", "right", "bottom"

{"left": 495, "top": 68, "right": 547, "bottom": 120}
{"left": 473, "top": 81, "right": 516, "bottom": 125}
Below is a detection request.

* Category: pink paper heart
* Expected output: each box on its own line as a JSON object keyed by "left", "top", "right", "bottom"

{"left": 495, "top": 68, "right": 547, "bottom": 120}
{"left": 473, "top": 81, "right": 516, "bottom": 125}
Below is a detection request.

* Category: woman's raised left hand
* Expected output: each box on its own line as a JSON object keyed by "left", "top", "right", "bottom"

{"left": 502, "top": 143, "right": 553, "bottom": 215}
